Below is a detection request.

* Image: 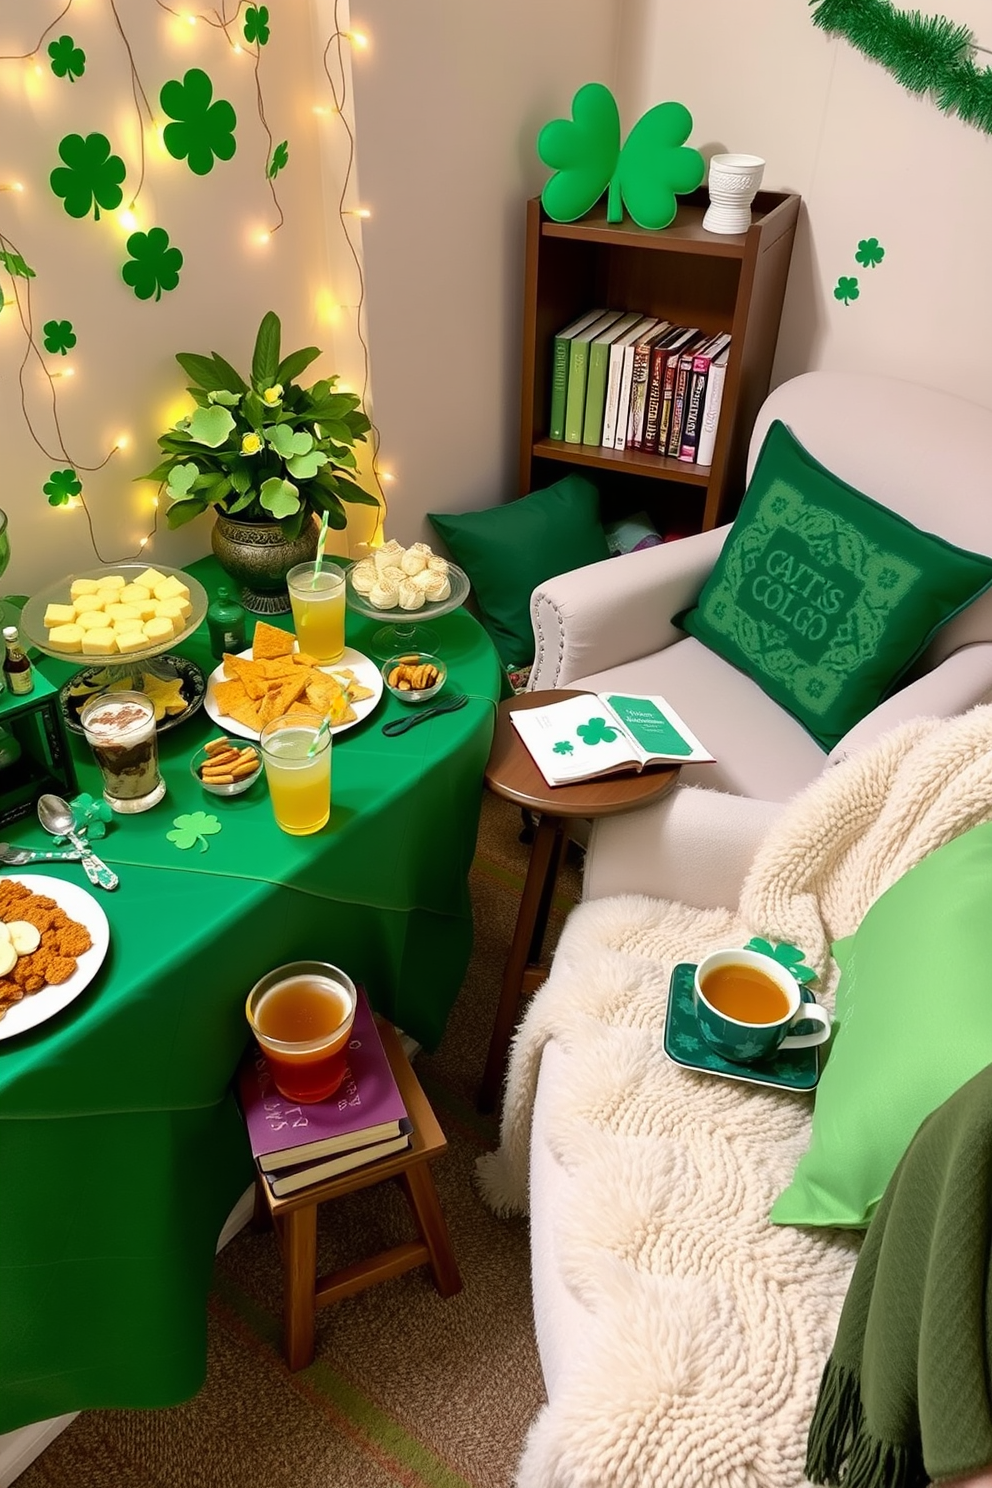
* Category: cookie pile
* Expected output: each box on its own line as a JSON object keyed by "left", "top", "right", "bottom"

{"left": 0, "top": 879, "right": 93, "bottom": 1021}
{"left": 350, "top": 541, "right": 451, "bottom": 611}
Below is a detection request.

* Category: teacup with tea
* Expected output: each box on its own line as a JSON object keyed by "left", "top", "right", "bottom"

{"left": 693, "top": 947, "right": 831, "bottom": 1064}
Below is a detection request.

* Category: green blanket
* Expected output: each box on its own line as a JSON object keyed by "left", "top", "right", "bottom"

{"left": 807, "top": 1061, "right": 992, "bottom": 1487}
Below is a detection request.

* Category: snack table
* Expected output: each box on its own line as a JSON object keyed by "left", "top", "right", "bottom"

{"left": 0, "top": 555, "right": 501, "bottom": 1433}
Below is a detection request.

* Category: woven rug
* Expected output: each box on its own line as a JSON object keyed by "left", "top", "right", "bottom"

{"left": 16, "top": 794, "right": 579, "bottom": 1488}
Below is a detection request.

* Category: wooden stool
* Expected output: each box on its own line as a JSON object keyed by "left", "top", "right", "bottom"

{"left": 254, "top": 1019, "right": 462, "bottom": 1370}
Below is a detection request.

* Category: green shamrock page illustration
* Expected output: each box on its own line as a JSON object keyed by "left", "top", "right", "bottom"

{"left": 268, "top": 140, "right": 289, "bottom": 178}
{"left": 744, "top": 937, "right": 818, "bottom": 984}
{"left": 49, "top": 35, "right": 85, "bottom": 81}
{"left": 537, "top": 82, "right": 704, "bottom": 229}
{"left": 168, "top": 812, "right": 221, "bottom": 852}
{"left": 43, "top": 319, "right": 76, "bottom": 355}
{"left": 552, "top": 740, "right": 574, "bottom": 755}
{"left": 0, "top": 250, "right": 35, "bottom": 280}
{"left": 51, "top": 133, "right": 125, "bottom": 220}
{"left": 576, "top": 715, "right": 618, "bottom": 745}
{"left": 121, "top": 227, "right": 183, "bottom": 301}
{"left": 160, "top": 69, "right": 237, "bottom": 176}
{"left": 834, "top": 275, "right": 859, "bottom": 304}
{"left": 244, "top": 6, "right": 270, "bottom": 45}
{"left": 855, "top": 236, "right": 885, "bottom": 267}
{"left": 44, "top": 469, "right": 81, "bottom": 506}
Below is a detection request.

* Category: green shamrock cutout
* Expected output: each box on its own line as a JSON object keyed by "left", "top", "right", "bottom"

{"left": 259, "top": 477, "right": 301, "bottom": 519}
{"left": 43, "top": 319, "right": 76, "bottom": 355}
{"left": 0, "top": 250, "right": 35, "bottom": 280}
{"left": 744, "top": 937, "right": 818, "bottom": 985}
{"left": 576, "top": 715, "right": 618, "bottom": 745}
{"left": 268, "top": 140, "right": 289, "bottom": 178}
{"left": 44, "top": 469, "right": 82, "bottom": 506}
{"left": 537, "top": 83, "right": 704, "bottom": 230}
{"left": 50, "top": 132, "right": 126, "bottom": 220}
{"left": 552, "top": 740, "right": 574, "bottom": 755}
{"left": 244, "top": 6, "right": 270, "bottom": 45}
{"left": 855, "top": 236, "right": 885, "bottom": 268}
{"left": 168, "top": 811, "right": 222, "bottom": 853}
{"left": 834, "top": 275, "right": 860, "bottom": 305}
{"left": 48, "top": 35, "right": 85, "bottom": 82}
{"left": 166, "top": 462, "right": 200, "bottom": 500}
{"left": 189, "top": 405, "right": 236, "bottom": 447}
{"left": 68, "top": 792, "right": 112, "bottom": 838}
{"left": 160, "top": 69, "right": 237, "bottom": 176}
{"left": 121, "top": 227, "right": 183, "bottom": 301}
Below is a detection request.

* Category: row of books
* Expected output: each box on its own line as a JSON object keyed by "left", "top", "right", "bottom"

{"left": 548, "top": 308, "right": 732, "bottom": 466}
{"left": 238, "top": 985, "right": 412, "bottom": 1197}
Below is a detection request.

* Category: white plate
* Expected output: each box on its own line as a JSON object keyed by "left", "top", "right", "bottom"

{"left": 203, "top": 644, "right": 384, "bottom": 742}
{"left": 0, "top": 875, "right": 110, "bottom": 1041}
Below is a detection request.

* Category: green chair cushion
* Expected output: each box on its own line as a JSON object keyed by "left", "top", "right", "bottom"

{"left": 677, "top": 421, "right": 992, "bottom": 748}
{"left": 429, "top": 475, "right": 610, "bottom": 668}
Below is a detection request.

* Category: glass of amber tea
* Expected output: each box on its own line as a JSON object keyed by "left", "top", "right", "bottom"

{"left": 245, "top": 961, "right": 358, "bottom": 1103}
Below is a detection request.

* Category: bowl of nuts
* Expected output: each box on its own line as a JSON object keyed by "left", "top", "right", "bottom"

{"left": 381, "top": 652, "right": 447, "bottom": 705}
{"left": 191, "top": 736, "right": 263, "bottom": 796}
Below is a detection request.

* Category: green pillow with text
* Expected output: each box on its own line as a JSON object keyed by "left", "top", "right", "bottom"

{"left": 677, "top": 420, "right": 992, "bottom": 748}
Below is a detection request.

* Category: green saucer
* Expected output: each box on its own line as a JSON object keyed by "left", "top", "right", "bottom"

{"left": 664, "top": 962, "right": 820, "bottom": 1092}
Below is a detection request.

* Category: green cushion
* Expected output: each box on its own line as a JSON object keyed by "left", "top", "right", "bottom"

{"left": 771, "top": 821, "right": 992, "bottom": 1229}
{"left": 677, "top": 421, "right": 992, "bottom": 749}
{"left": 428, "top": 475, "right": 610, "bottom": 668}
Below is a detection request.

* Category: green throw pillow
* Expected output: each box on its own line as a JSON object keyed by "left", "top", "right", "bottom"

{"left": 428, "top": 475, "right": 610, "bottom": 668}
{"left": 678, "top": 421, "right": 992, "bottom": 748}
{"left": 771, "top": 821, "right": 992, "bottom": 1229}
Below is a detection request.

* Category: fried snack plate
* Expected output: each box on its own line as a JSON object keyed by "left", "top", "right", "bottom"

{"left": 203, "top": 644, "right": 384, "bottom": 742}
{"left": 0, "top": 875, "right": 110, "bottom": 1041}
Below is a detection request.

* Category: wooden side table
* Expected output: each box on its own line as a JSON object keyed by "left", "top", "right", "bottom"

{"left": 479, "top": 690, "right": 680, "bottom": 1112}
{"left": 254, "top": 1019, "right": 462, "bottom": 1370}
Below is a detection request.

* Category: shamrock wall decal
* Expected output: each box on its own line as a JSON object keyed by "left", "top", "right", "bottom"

{"left": 48, "top": 35, "right": 85, "bottom": 82}
{"left": 121, "top": 227, "right": 183, "bottom": 301}
{"left": 244, "top": 6, "right": 270, "bottom": 46}
{"left": 268, "top": 140, "right": 289, "bottom": 179}
{"left": 537, "top": 82, "right": 704, "bottom": 230}
{"left": 44, "top": 469, "right": 82, "bottom": 506}
{"left": 834, "top": 275, "right": 860, "bottom": 305}
{"left": 160, "top": 69, "right": 237, "bottom": 176}
{"left": 50, "top": 132, "right": 126, "bottom": 220}
{"left": 43, "top": 319, "right": 76, "bottom": 355}
{"left": 855, "top": 236, "right": 885, "bottom": 268}
{"left": 167, "top": 811, "right": 222, "bottom": 852}
{"left": 576, "top": 716, "right": 618, "bottom": 745}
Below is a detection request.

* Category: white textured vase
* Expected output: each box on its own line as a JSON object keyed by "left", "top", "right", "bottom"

{"left": 702, "top": 153, "right": 765, "bottom": 235}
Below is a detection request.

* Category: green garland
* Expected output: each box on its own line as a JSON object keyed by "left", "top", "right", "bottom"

{"left": 810, "top": 0, "right": 992, "bottom": 135}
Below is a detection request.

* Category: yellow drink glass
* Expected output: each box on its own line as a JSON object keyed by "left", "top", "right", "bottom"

{"left": 286, "top": 562, "right": 346, "bottom": 663}
{"left": 259, "top": 715, "right": 331, "bottom": 836}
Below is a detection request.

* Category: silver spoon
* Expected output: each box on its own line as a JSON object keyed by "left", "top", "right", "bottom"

{"left": 36, "top": 795, "right": 119, "bottom": 892}
{"left": 0, "top": 842, "right": 82, "bottom": 866}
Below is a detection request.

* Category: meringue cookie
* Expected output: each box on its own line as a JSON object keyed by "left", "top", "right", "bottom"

{"left": 350, "top": 558, "right": 377, "bottom": 595}
{"left": 374, "top": 539, "right": 405, "bottom": 574}
{"left": 427, "top": 555, "right": 449, "bottom": 576}
{"left": 376, "top": 565, "right": 404, "bottom": 597}
{"left": 397, "top": 579, "right": 426, "bottom": 611}
{"left": 369, "top": 582, "right": 398, "bottom": 609}
{"left": 410, "top": 569, "right": 435, "bottom": 593}
{"left": 421, "top": 571, "right": 451, "bottom": 602}
{"left": 400, "top": 548, "right": 428, "bottom": 577}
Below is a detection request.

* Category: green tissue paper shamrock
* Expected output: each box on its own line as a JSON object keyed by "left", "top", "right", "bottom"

{"left": 576, "top": 716, "right": 618, "bottom": 745}
{"left": 268, "top": 140, "right": 289, "bottom": 178}
{"left": 168, "top": 812, "right": 222, "bottom": 853}
{"left": 121, "top": 227, "right": 183, "bottom": 301}
{"left": 43, "top": 319, "right": 76, "bottom": 355}
{"left": 50, "top": 132, "right": 125, "bottom": 220}
{"left": 48, "top": 35, "right": 85, "bottom": 82}
{"left": 744, "top": 937, "right": 818, "bottom": 985}
{"left": 160, "top": 69, "right": 237, "bottom": 176}
{"left": 834, "top": 275, "right": 860, "bottom": 305}
{"left": 244, "top": 6, "right": 270, "bottom": 46}
{"left": 0, "top": 249, "right": 35, "bottom": 280}
{"left": 855, "top": 236, "right": 885, "bottom": 268}
{"left": 44, "top": 469, "right": 81, "bottom": 506}
{"left": 537, "top": 82, "right": 704, "bottom": 230}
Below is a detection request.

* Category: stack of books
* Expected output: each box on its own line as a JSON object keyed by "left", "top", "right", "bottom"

{"left": 238, "top": 985, "right": 412, "bottom": 1197}
{"left": 548, "top": 309, "right": 732, "bottom": 465}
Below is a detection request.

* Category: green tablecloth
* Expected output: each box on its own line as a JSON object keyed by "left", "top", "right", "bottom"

{"left": 0, "top": 556, "right": 500, "bottom": 1432}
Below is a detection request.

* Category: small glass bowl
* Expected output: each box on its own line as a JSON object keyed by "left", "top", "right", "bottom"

{"left": 380, "top": 652, "right": 447, "bottom": 705}
{"left": 190, "top": 740, "right": 263, "bottom": 797}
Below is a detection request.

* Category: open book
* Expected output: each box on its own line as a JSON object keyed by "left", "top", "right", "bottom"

{"left": 510, "top": 692, "right": 714, "bottom": 787}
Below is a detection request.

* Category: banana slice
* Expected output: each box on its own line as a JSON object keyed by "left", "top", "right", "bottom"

{"left": 0, "top": 940, "right": 15, "bottom": 975}
{"left": 0, "top": 923, "right": 11, "bottom": 945}
{"left": 6, "top": 921, "right": 41, "bottom": 955}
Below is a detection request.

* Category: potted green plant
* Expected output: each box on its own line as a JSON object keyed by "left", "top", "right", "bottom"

{"left": 142, "top": 310, "right": 377, "bottom": 612}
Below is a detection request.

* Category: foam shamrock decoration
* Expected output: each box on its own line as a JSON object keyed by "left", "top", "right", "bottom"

{"left": 43, "top": 319, "right": 76, "bottom": 355}
{"left": 48, "top": 35, "right": 85, "bottom": 82}
{"left": 834, "top": 275, "right": 860, "bottom": 305}
{"left": 168, "top": 811, "right": 222, "bottom": 852}
{"left": 160, "top": 69, "right": 237, "bottom": 176}
{"left": 268, "top": 140, "right": 289, "bottom": 178}
{"left": 576, "top": 716, "right": 618, "bottom": 745}
{"left": 855, "top": 236, "right": 885, "bottom": 268}
{"left": 537, "top": 83, "right": 704, "bottom": 230}
{"left": 744, "top": 937, "right": 818, "bottom": 985}
{"left": 50, "top": 132, "right": 126, "bottom": 220}
{"left": 0, "top": 249, "right": 35, "bottom": 280}
{"left": 244, "top": 6, "right": 270, "bottom": 46}
{"left": 44, "top": 469, "right": 81, "bottom": 506}
{"left": 121, "top": 227, "right": 183, "bottom": 301}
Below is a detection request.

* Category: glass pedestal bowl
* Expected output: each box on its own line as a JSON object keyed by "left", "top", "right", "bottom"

{"left": 344, "top": 560, "right": 470, "bottom": 659}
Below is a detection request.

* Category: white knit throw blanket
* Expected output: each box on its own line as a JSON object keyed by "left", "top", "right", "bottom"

{"left": 477, "top": 707, "right": 992, "bottom": 1488}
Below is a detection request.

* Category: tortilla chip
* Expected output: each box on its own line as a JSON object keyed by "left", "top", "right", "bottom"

{"left": 286, "top": 703, "right": 325, "bottom": 723}
{"left": 292, "top": 652, "right": 322, "bottom": 668}
{"left": 227, "top": 696, "right": 263, "bottom": 733}
{"left": 252, "top": 621, "right": 295, "bottom": 660}
{"left": 213, "top": 678, "right": 249, "bottom": 715}
{"left": 224, "top": 654, "right": 270, "bottom": 699}
{"left": 346, "top": 682, "right": 375, "bottom": 702}
{"left": 259, "top": 658, "right": 298, "bottom": 680}
{"left": 271, "top": 671, "right": 311, "bottom": 714}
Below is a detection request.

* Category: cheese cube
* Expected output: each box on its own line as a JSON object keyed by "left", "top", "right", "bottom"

{"left": 114, "top": 630, "right": 148, "bottom": 654}
{"left": 155, "top": 598, "right": 189, "bottom": 628}
{"left": 133, "top": 599, "right": 159, "bottom": 621}
{"left": 82, "top": 627, "right": 118, "bottom": 656}
{"left": 95, "top": 589, "right": 121, "bottom": 609}
{"left": 44, "top": 603, "right": 76, "bottom": 627}
{"left": 48, "top": 624, "right": 84, "bottom": 653}
{"left": 153, "top": 576, "right": 191, "bottom": 602}
{"left": 97, "top": 574, "right": 126, "bottom": 592}
{"left": 141, "top": 616, "right": 175, "bottom": 645}
{"left": 76, "top": 610, "right": 111, "bottom": 632}
{"left": 70, "top": 578, "right": 100, "bottom": 598}
{"left": 72, "top": 594, "right": 104, "bottom": 616}
{"left": 105, "top": 603, "right": 141, "bottom": 625}
{"left": 136, "top": 568, "right": 167, "bottom": 592}
{"left": 119, "top": 583, "right": 151, "bottom": 605}
{"left": 148, "top": 609, "right": 178, "bottom": 636}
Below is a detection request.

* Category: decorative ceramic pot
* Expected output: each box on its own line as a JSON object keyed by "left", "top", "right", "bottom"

{"left": 211, "top": 513, "right": 319, "bottom": 615}
{"left": 702, "top": 153, "right": 765, "bottom": 235}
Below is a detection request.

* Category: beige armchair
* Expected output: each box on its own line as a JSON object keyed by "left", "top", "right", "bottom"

{"left": 528, "top": 370, "right": 992, "bottom": 908}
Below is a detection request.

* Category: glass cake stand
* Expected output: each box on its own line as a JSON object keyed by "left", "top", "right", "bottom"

{"left": 345, "top": 560, "right": 470, "bottom": 658}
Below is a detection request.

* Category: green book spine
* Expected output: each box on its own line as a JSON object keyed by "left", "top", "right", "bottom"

{"left": 548, "top": 338, "right": 571, "bottom": 442}
{"left": 564, "top": 339, "right": 593, "bottom": 444}
{"left": 582, "top": 337, "right": 619, "bottom": 446}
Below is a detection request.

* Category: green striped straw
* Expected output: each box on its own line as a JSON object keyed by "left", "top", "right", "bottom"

{"left": 312, "top": 509, "right": 330, "bottom": 587}
{"left": 306, "top": 713, "right": 332, "bottom": 758}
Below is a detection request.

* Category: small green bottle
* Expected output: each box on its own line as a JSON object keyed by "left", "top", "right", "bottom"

{"left": 206, "top": 586, "right": 247, "bottom": 660}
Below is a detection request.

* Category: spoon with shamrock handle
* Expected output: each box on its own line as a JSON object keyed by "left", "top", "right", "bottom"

{"left": 36, "top": 795, "right": 119, "bottom": 892}
{"left": 0, "top": 843, "right": 82, "bottom": 866}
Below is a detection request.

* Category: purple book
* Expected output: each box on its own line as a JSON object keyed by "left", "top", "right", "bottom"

{"left": 238, "top": 985, "right": 411, "bottom": 1172}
